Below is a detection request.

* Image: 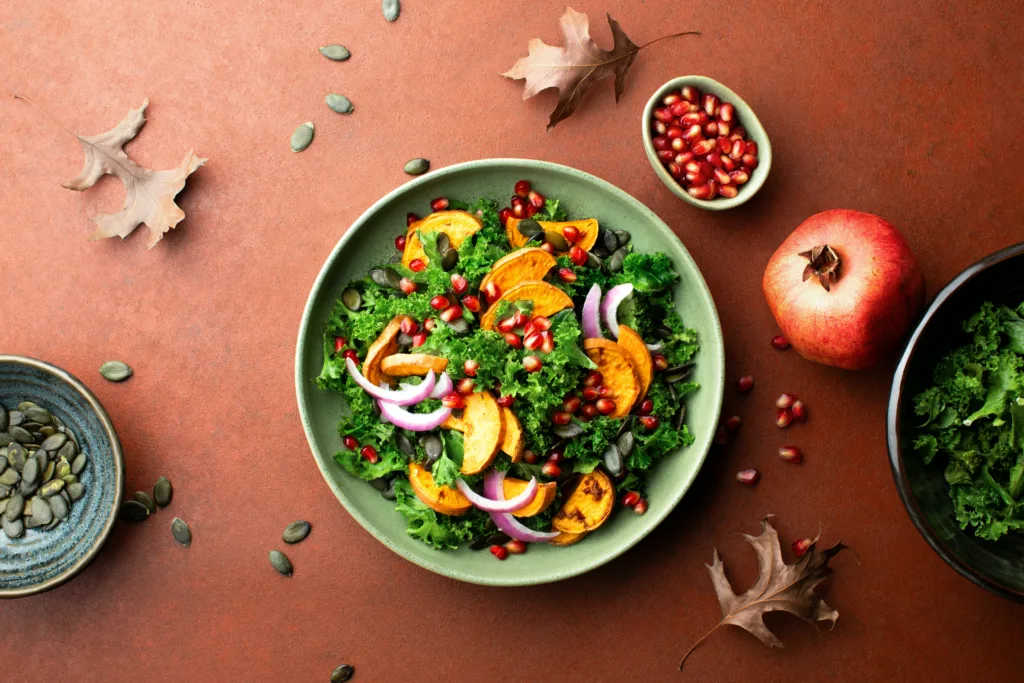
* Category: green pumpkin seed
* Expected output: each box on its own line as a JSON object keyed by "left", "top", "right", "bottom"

{"left": 0, "top": 486, "right": 11, "bottom": 499}
{"left": 290, "top": 122, "right": 314, "bottom": 152}
{"left": 441, "top": 248, "right": 459, "bottom": 271}
{"left": 396, "top": 432, "right": 414, "bottom": 457}
{"left": 49, "top": 494, "right": 69, "bottom": 520}
{"left": 664, "top": 367, "right": 692, "bottom": 384}
{"left": 369, "top": 268, "right": 394, "bottom": 289}
{"left": 31, "top": 497, "right": 53, "bottom": 524}
{"left": 419, "top": 435, "right": 442, "bottom": 464}
{"left": 331, "top": 664, "right": 355, "bottom": 683}
{"left": 8, "top": 411, "right": 23, "bottom": 427}
{"left": 0, "top": 498, "right": 7, "bottom": 515}
{"left": 381, "top": 478, "right": 397, "bottom": 500}
{"left": 603, "top": 229, "right": 620, "bottom": 252}
{"left": 7, "top": 442, "right": 26, "bottom": 471}
{"left": 404, "top": 158, "right": 430, "bottom": 176}
{"left": 0, "top": 411, "right": 6, "bottom": 431}
{"left": 24, "top": 515, "right": 42, "bottom": 529}
{"left": 56, "top": 459, "right": 71, "bottom": 479}
{"left": 516, "top": 219, "right": 543, "bottom": 238}
{"left": 39, "top": 426, "right": 56, "bottom": 437}
{"left": 615, "top": 415, "right": 634, "bottom": 440}
{"left": 616, "top": 431, "right": 635, "bottom": 457}
{"left": 369, "top": 477, "right": 388, "bottom": 492}
{"left": 382, "top": 0, "right": 399, "bottom": 21}
{"left": 17, "top": 402, "right": 39, "bottom": 412}
{"left": 615, "top": 230, "right": 631, "bottom": 245}
{"left": 4, "top": 494, "right": 24, "bottom": 522}
{"left": 40, "top": 433, "right": 67, "bottom": 452}
{"left": 282, "top": 520, "right": 311, "bottom": 544}
{"left": 70, "top": 452, "right": 87, "bottom": 475}
{"left": 153, "top": 476, "right": 173, "bottom": 507}
{"left": 99, "top": 360, "right": 133, "bottom": 382}
{"left": 9, "top": 426, "right": 33, "bottom": 444}
{"left": 0, "top": 433, "right": 10, "bottom": 447}
{"left": 20, "top": 458, "right": 38, "bottom": 488}
{"left": 608, "top": 247, "right": 628, "bottom": 273}
{"left": 342, "top": 288, "right": 362, "bottom": 312}
{"left": 673, "top": 404, "right": 687, "bottom": 431}
{"left": 585, "top": 251, "right": 603, "bottom": 269}
{"left": 3, "top": 516, "right": 24, "bottom": 538}
{"left": 24, "top": 406, "right": 51, "bottom": 425}
{"left": 544, "top": 231, "right": 569, "bottom": 251}
{"left": 120, "top": 500, "right": 150, "bottom": 522}
{"left": 319, "top": 44, "right": 350, "bottom": 61}
{"left": 40, "top": 479, "right": 63, "bottom": 497}
{"left": 269, "top": 549, "right": 293, "bottom": 576}
{"left": 171, "top": 518, "right": 192, "bottom": 547}
{"left": 553, "top": 422, "right": 584, "bottom": 439}
{"left": 435, "top": 232, "right": 451, "bottom": 254}
{"left": 325, "top": 93, "right": 354, "bottom": 115}
{"left": 61, "top": 474, "right": 77, "bottom": 486}
{"left": 42, "top": 461, "right": 54, "bottom": 483}
{"left": 602, "top": 444, "right": 623, "bottom": 477}
{"left": 133, "top": 491, "right": 156, "bottom": 513}
{"left": 67, "top": 482, "right": 86, "bottom": 502}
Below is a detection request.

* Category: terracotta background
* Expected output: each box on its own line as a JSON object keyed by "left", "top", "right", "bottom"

{"left": 2, "top": 0, "right": 1023, "bottom": 680}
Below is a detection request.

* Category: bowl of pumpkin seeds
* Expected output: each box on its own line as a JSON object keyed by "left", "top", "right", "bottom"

{"left": 0, "top": 355, "right": 124, "bottom": 597}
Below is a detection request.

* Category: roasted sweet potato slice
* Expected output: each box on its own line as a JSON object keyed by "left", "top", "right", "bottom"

{"left": 379, "top": 353, "right": 449, "bottom": 377}
{"left": 438, "top": 391, "right": 505, "bottom": 475}
{"left": 503, "top": 477, "right": 556, "bottom": 517}
{"left": 505, "top": 218, "right": 599, "bottom": 252}
{"left": 362, "top": 317, "right": 403, "bottom": 387}
{"left": 549, "top": 530, "right": 588, "bottom": 546}
{"left": 480, "top": 280, "right": 574, "bottom": 331}
{"left": 479, "top": 247, "right": 557, "bottom": 295}
{"left": 500, "top": 406, "right": 524, "bottom": 462}
{"left": 407, "top": 462, "right": 471, "bottom": 516}
{"left": 583, "top": 339, "right": 641, "bottom": 417}
{"left": 402, "top": 210, "right": 482, "bottom": 268}
{"left": 552, "top": 469, "right": 615, "bottom": 533}
{"left": 617, "top": 325, "right": 653, "bottom": 399}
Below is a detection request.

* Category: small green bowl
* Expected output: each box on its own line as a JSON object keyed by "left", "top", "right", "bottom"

{"left": 295, "top": 159, "right": 725, "bottom": 586}
{"left": 642, "top": 75, "right": 772, "bottom": 211}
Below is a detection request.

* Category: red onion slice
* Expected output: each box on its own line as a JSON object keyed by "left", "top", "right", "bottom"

{"left": 601, "top": 284, "right": 634, "bottom": 340}
{"left": 483, "top": 469, "right": 559, "bottom": 542}
{"left": 582, "top": 284, "right": 603, "bottom": 339}
{"left": 376, "top": 400, "right": 451, "bottom": 431}
{"left": 404, "top": 372, "right": 453, "bottom": 399}
{"left": 456, "top": 476, "right": 538, "bottom": 513}
{"left": 346, "top": 357, "right": 436, "bottom": 405}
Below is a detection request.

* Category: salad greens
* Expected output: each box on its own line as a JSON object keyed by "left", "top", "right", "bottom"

{"left": 913, "top": 301, "right": 1024, "bottom": 541}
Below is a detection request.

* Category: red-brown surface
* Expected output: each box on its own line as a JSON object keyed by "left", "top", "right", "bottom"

{"left": 1, "top": 1, "right": 1022, "bottom": 681}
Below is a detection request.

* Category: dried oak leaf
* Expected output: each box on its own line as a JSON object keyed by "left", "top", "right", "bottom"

{"left": 680, "top": 517, "right": 849, "bottom": 670}
{"left": 64, "top": 99, "right": 205, "bottom": 248}
{"left": 501, "top": 7, "right": 698, "bottom": 129}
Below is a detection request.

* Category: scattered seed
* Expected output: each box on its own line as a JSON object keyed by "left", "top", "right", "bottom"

{"left": 585, "top": 251, "right": 603, "bottom": 269}
{"left": 615, "top": 230, "right": 631, "bottom": 245}
{"left": 120, "top": 500, "right": 150, "bottom": 522}
{"left": 319, "top": 44, "right": 350, "bottom": 61}
{"left": 269, "top": 549, "right": 293, "bottom": 576}
{"left": 42, "top": 461, "right": 55, "bottom": 483}
{"left": 290, "top": 122, "right": 315, "bottom": 153}
{"left": 396, "top": 432, "right": 414, "bottom": 457}
{"left": 382, "top": 0, "right": 399, "bottom": 21}
{"left": 615, "top": 431, "right": 635, "bottom": 457}
{"left": 602, "top": 444, "right": 623, "bottom": 477}
{"left": 516, "top": 219, "right": 543, "bottom": 238}
{"left": 553, "top": 422, "right": 584, "bottom": 439}
{"left": 603, "top": 229, "right": 620, "bottom": 252}
{"left": 341, "top": 288, "right": 362, "bottom": 312}
{"left": 171, "top": 518, "right": 192, "bottom": 547}
{"left": 608, "top": 247, "right": 628, "bottom": 273}
{"left": 283, "top": 520, "right": 311, "bottom": 544}
{"left": 331, "top": 664, "right": 355, "bottom": 683}
{"left": 133, "top": 491, "right": 156, "bottom": 513}
{"left": 154, "top": 476, "right": 173, "bottom": 507}
{"left": 325, "top": 93, "right": 354, "bottom": 115}
{"left": 673, "top": 404, "right": 687, "bottom": 430}
{"left": 544, "top": 231, "right": 569, "bottom": 251}
{"left": 7, "top": 411, "right": 22, "bottom": 426}
{"left": 99, "top": 360, "right": 133, "bottom": 382}
{"left": 381, "top": 478, "right": 397, "bottom": 500}
{"left": 0, "top": 411, "right": 6, "bottom": 431}
{"left": 404, "top": 158, "right": 430, "bottom": 176}
{"left": 67, "top": 482, "right": 85, "bottom": 502}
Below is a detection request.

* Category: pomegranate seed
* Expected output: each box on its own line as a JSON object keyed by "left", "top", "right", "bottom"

{"left": 523, "top": 355, "right": 543, "bottom": 373}
{"left": 675, "top": 151, "right": 695, "bottom": 165}
{"left": 730, "top": 139, "right": 746, "bottom": 159}
{"left": 639, "top": 415, "right": 659, "bottom": 430}
{"left": 342, "top": 349, "right": 359, "bottom": 363}
{"left": 409, "top": 259, "right": 426, "bottom": 272}
{"left": 411, "top": 332, "right": 428, "bottom": 347}
{"left": 682, "top": 124, "right": 703, "bottom": 142}
{"left": 769, "top": 334, "right": 790, "bottom": 351}
{"left": 504, "top": 332, "right": 522, "bottom": 348}
{"left": 653, "top": 107, "right": 674, "bottom": 122}
{"left": 540, "top": 331, "right": 555, "bottom": 354}
{"left": 725, "top": 415, "right": 741, "bottom": 432}
{"left": 562, "top": 226, "right": 581, "bottom": 244}
{"left": 717, "top": 136, "right": 732, "bottom": 154}
{"left": 490, "top": 544, "right": 509, "bottom": 560}
{"left": 714, "top": 427, "right": 729, "bottom": 445}
{"left": 775, "top": 393, "right": 796, "bottom": 410}
{"left": 633, "top": 498, "right": 649, "bottom": 515}
{"left": 523, "top": 331, "right": 543, "bottom": 350}
{"left": 496, "top": 394, "right": 514, "bottom": 408}
{"left": 581, "top": 387, "right": 600, "bottom": 402}
{"left": 423, "top": 318, "right": 435, "bottom": 331}
{"left": 547, "top": 450, "right": 564, "bottom": 463}
{"left": 713, "top": 168, "right": 732, "bottom": 185}
{"left": 745, "top": 141, "right": 758, "bottom": 155}
{"left": 730, "top": 169, "right": 750, "bottom": 185}
{"left": 523, "top": 321, "right": 537, "bottom": 338}
{"left": 563, "top": 396, "right": 582, "bottom": 413}
{"left": 776, "top": 408, "right": 794, "bottom": 428}
{"left": 716, "top": 120, "right": 731, "bottom": 137}
{"left": 498, "top": 207, "right": 513, "bottom": 225}
{"left": 735, "top": 469, "right": 760, "bottom": 485}
{"left": 456, "top": 378, "right": 475, "bottom": 394}
{"left": 429, "top": 197, "right": 449, "bottom": 212}
{"left": 718, "top": 184, "right": 739, "bottom": 199}
{"left": 360, "top": 445, "right": 378, "bottom": 463}
{"left": 736, "top": 375, "right": 754, "bottom": 393}
{"left": 639, "top": 398, "right": 654, "bottom": 415}
{"left": 343, "top": 436, "right": 358, "bottom": 450}
{"left": 671, "top": 137, "right": 687, "bottom": 152}
{"left": 680, "top": 85, "right": 700, "bottom": 103}
{"left": 706, "top": 152, "right": 723, "bottom": 168}
{"left": 669, "top": 101, "right": 690, "bottom": 117}
{"left": 622, "top": 491, "right": 642, "bottom": 508}
{"left": 511, "top": 311, "right": 527, "bottom": 328}
{"left": 540, "top": 242, "right": 556, "bottom": 254}
{"left": 691, "top": 139, "right": 716, "bottom": 156}
{"left": 702, "top": 93, "right": 720, "bottom": 117}
{"left": 332, "top": 336, "right": 346, "bottom": 353}
{"left": 449, "top": 273, "right": 468, "bottom": 295}
{"left": 653, "top": 120, "right": 668, "bottom": 135}
{"left": 652, "top": 354, "right": 668, "bottom": 371}
{"left": 792, "top": 537, "right": 813, "bottom": 557}
{"left": 461, "top": 295, "right": 481, "bottom": 313}
{"left": 667, "top": 162, "right": 683, "bottom": 178}
{"left": 663, "top": 92, "right": 682, "bottom": 106}
{"left": 496, "top": 316, "right": 517, "bottom": 333}
{"left": 442, "top": 392, "right": 464, "bottom": 409}
{"left": 504, "top": 539, "right": 527, "bottom": 555}
{"left": 406, "top": 212, "right": 420, "bottom": 227}
{"left": 528, "top": 190, "right": 546, "bottom": 209}
{"left": 398, "top": 317, "right": 417, "bottom": 335}
{"left": 558, "top": 267, "right": 577, "bottom": 283}
{"left": 792, "top": 400, "right": 807, "bottom": 421}
{"left": 680, "top": 112, "right": 702, "bottom": 126}
{"left": 399, "top": 277, "right": 417, "bottom": 295}
{"left": 482, "top": 281, "right": 501, "bottom": 304}
{"left": 551, "top": 411, "right": 572, "bottom": 425}
{"left": 569, "top": 246, "right": 588, "bottom": 266}
{"left": 514, "top": 179, "right": 531, "bottom": 197}
{"left": 688, "top": 183, "right": 714, "bottom": 200}
{"left": 527, "top": 316, "right": 550, "bottom": 332}
{"left": 596, "top": 399, "right": 616, "bottom": 415}
{"left": 598, "top": 385, "right": 613, "bottom": 398}
{"left": 685, "top": 172, "right": 708, "bottom": 186}
{"left": 439, "top": 305, "right": 463, "bottom": 323}
{"left": 580, "top": 403, "right": 599, "bottom": 418}
{"left": 511, "top": 202, "right": 527, "bottom": 219}
{"left": 541, "top": 461, "right": 561, "bottom": 478}
{"left": 704, "top": 121, "right": 719, "bottom": 138}
{"left": 463, "top": 359, "right": 479, "bottom": 377}
{"left": 523, "top": 449, "right": 537, "bottom": 464}
{"left": 721, "top": 156, "right": 737, "bottom": 172}
{"left": 718, "top": 102, "right": 735, "bottom": 122}
{"left": 583, "top": 371, "right": 604, "bottom": 387}
{"left": 394, "top": 234, "right": 407, "bottom": 251}
{"left": 428, "top": 295, "right": 449, "bottom": 311}
{"left": 779, "top": 446, "right": 803, "bottom": 464}
{"left": 683, "top": 161, "right": 701, "bottom": 175}
{"left": 742, "top": 154, "right": 759, "bottom": 169}
{"left": 666, "top": 126, "right": 684, "bottom": 140}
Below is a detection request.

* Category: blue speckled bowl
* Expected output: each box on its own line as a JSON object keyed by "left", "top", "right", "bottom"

{"left": 0, "top": 356, "right": 123, "bottom": 598}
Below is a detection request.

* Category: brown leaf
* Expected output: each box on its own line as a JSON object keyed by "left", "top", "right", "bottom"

{"left": 501, "top": 8, "right": 698, "bottom": 129}
{"left": 680, "top": 517, "right": 849, "bottom": 670}
{"left": 63, "top": 99, "right": 205, "bottom": 248}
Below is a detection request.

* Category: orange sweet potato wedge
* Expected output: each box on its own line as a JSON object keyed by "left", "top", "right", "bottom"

{"left": 503, "top": 477, "right": 557, "bottom": 518}
{"left": 552, "top": 469, "right": 615, "bottom": 534}
{"left": 362, "top": 317, "right": 403, "bottom": 387}
{"left": 549, "top": 530, "right": 588, "bottom": 546}
{"left": 408, "top": 462, "right": 471, "bottom": 516}
{"left": 439, "top": 391, "right": 505, "bottom": 475}
{"left": 616, "top": 325, "right": 653, "bottom": 399}
{"left": 500, "top": 406, "right": 524, "bottom": 462}
{"left": 379, "top": 353, "right": 449, "bottom": 377}
{"left": 402, "top": 211, "right": 482, "bottom": 268}
{"left": 583, "top": 339, "right": 641, "bottom": 417}
{"left": 480, "top": 280, "right": 574, "bottom": 331}
{"left": 479, "top": 247, "right": 557, "bottom": 295}
{"left": 505, "top": 218, "right": 599, "bottom": 252}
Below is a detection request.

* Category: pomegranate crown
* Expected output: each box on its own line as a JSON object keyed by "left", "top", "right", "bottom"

{"left": 799, "top": 245, "right": 840, "bottom": 291}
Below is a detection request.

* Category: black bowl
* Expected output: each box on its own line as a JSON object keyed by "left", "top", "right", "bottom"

{"left": 888, "top": 241, "right": 1024, "bottom": 601}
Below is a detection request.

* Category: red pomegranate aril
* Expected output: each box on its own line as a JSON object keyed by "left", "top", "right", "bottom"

{"left": 716, "top": 120, "right": 731, "bottom": 137}
{"left": 775, "top": 393, "right": 796, "bottom": 410}
{"left": 730, "top": 139, "right": 746, "bottom": 159}
{"left": 398, "top": 317, "right": 417, "bottom": 335}
{"left": 342, "top": 349, "right": 359, "bottom": 363}
{"left": 721, "top": 156, "right": 737, "bottom": 172}
{"left": 360, "top": 445, "right": 379, "bottom": 463}
{"left": 681, "top": 85, "right": 701, "bottom": 103}
{"left": 548, "top": 449, "right": 563, "bottom": 463}
{"left": 717, "top": 136, "right": 732, "bottom": 154}
{"left": 622, "top": 490, "right": 642, "bottom": 508}
{"left": 706, "top": 152, "right": 723, "bottom": 168}
{"left": 776, "top": 408, "right": 794, "bottom": 428}
{"left": 653, "top": 120, "right": 668, "bottom": 135}
{"left": 581, "top": 403, "right": 599, "bottom": 418}
{"left": 343, "top": 436, "right": 358, "bottom": 450}
{"left": 562, "top": 225, "right": 581, "bottom": 244}
{"left": 653, "top": 107, "right": 674, "bottom": 122}
{"left": 496, "top": 394, "right": 514, "bottom": 408}
{"left": 514, "top": 179, "right": 531, "bottom": 197}
{"left": 394, "top": 234, "right": 407, "bottom": 251}
{"left": 639, "top": 415, "right": 660, "bottom": 430}
{"left": 792, "top": 400, "right": 807, "bottom": 421}
{"left": 725, "top": 415, "right": 741, "bottom": 432}
{"left": 511, "top": 311, "right": 528, "bottom": 328}
{"left": 333, "top": 336, "right": 346, "bottom": 353}
{"left": 685, "top": 172, "right": 706, "bottom": 186}
{"left": 399, "top": 277, "right": 417, "bottom": 295}
{"left": 736, "top": 468, "right": 760, "bottom": 485}
{"left": 442, "top": 392, "right": 465, "bottom": 409}
{"left": 523, "top": 449, "right": 537, "bottom": 464}
{"left": 523, "top": 355, "right": 543, "bottom": 373}
{"left": 569, "top": 246, "right": 588, "bottom": 266}
{"left": 688, "top": 183, "right": 713, "bottom": 200}
{"left": 691, "top": 139, "right": 716, "bottom": 156}
{"left": 450, "top": 273, "right": 468, "bottom": 295}
{"left": 684, "top": 160, "right": 701, "bottom": 175}
{"left": 632, "top": 498, "right": 648, "bottom": 515}
{"left": 406, "top": 212, "right": 420, "bottom": 227}
{"left": 490, "top": 544, "right": 509, "bottom": 560}
{"left": 667, "top": 162, "right": 683, "bottom": 178}
{"left": 483, "top": 282, "right": 501, "bottom": 304}
{"left": 652, "top": 354, "right": 668, "bottom": 371}
{"left": 540, "top": 242, "right": 556, "bottom": 254}
{"left": 498, "top": 207, "right": 513, "bottom": 225}
{"left": 770, "top": 334, "right": 790, "bottom": 350}
{"left": 671, "top": 137, "right": 687, "bottom": 152}
{"left": 583, "top": 371, "right": 604, "bottom": 388}
{"left": 581, "top": 387, "right": 600, "bottom": 402}
{"left": 496, "top": 316, "right": 517, "bottom": 333}
{"left": 737, "top": 375, "right": 754, "bottom": 393}
{"left": 730, "top": 127, "right": 747, "bottom": 141}
{"left": 530, "top": 316, "right": 552, "bottom": 332}
{"left": 523, "top": 321, "right": 537, "bottom": 338}
{"left": 558, "top": 267, "right": 577, "bottom": 283}
{"left": 439, "top": 305, "right": 462, "bottom": 323}
{"left": 703, "top": 93, "right": 720, "bottom": 117}
{"left": 430, "top": 197, "right": 449, "bottom": 212}
{"left": 457, "top": 378, "right": 475, "bottom": 394}
{"left": 714, "top": 168, "right": 732, "bottom": 185}
{"left": 462, "top": 295, "right": 481, "bottom": 312}
{"left": 669, "top": 101, "right": 690, "bottom": 117}
{"left": 504, "top": 539, "right": 527, "bottom": 555}
{"left": 596, "top": 398, "right": 617, "bottom": 415}
{"left": 411, "top": 332, "right": 428, "bottom": 347}
{"left": 745, "top": 141, "right": 758, "bottom": 155}
{"left": 719, "top": 185, "right": 739, "bottom": 199}
{"left": 639, "top": 398, "right": 654, "bottom": 415}
{"left": 718, "top": 102, "right": 735, "bottom": 122}
{"left": 429, "top": 295, "right": 449, "bottom": 311}
{"left": 779, "top": 446, "right": 803, "bottom": 464}
{"left": 463, "top": 359, "right": 479, "bottom": 377}
{"left": 704, "top": 121, "right": 719, "bottom": 138}
{"left": 675, "top": 151, "right": 695, "bottom": 165}
{"left": 792, "top": 537, "right": 813, "bottom": 557}
{"left": 597, "top": 385, "right": 613, "bottom": 398}
{"left": 666, "top": 126, "right": 684, "bottom": 140}
{"left": 542, "top": 461, "right": 561, "bottom": 478}
{"left": 729, "top": 170, "right": 749, "bottom": 185}
{"left": 511, "top": 202, "right": 528, "bottom": 219}
{"left": 682, "top": 124, "right": 703, "bottom": 142}
{"left": 409, "top": 259, "right": 426, "bottom": 272}
{"left": 680, "top": 111, "right": 703, "bottom": 126}
{"left": 563, "top": 396, "right": 582, "bottom": 413}
{"left": 742, "top": 154, "right": 759, "bottom": 169}
{"left": 657, "top": 149, "right": 675, "bottom": 162}
{"left": 423, "top": 318, "right": 435, "bottom": 331}
{"left": 523, "top": 331, "right": 543, "bottom": 350}
{"left": 527, "top": 204, "right": 541, "bottom": 218}
{"left": 714, "top": 427, "right": 729, "bottom": 445}
{"left": 663, "top": 92, "right": 682, "bottom": 106}
{"left": 504, "top": 332, "right": 522, "bottom": 348}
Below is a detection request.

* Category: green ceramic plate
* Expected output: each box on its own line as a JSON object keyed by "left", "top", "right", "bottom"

{"left": 295, "top": 159, "right": 725, "bottom": 585}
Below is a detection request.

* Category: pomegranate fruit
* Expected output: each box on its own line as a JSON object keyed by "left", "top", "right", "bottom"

{"left": 762, "top": 210, "right": 925, "bottom": 370}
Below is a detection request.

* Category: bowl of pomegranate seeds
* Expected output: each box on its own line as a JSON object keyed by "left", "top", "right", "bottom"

{"left": 642, "top": 75, "right": 772, "bottom": 210}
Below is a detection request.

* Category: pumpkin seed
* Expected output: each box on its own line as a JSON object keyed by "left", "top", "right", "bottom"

{"left": 441, "top": 248, "right": 459, "bottom": 271}
{"left": 445, "top": 317, "right": 469, "bottom": 335}
{"left": 58, "top": 439, "right": 78, "bottom": 461}
{"left": 133, "top": 491, "right": 156, "bottom": 513}
{"left": 39, "top": 426, "right": 56, "bottom": 437}
{"left": 434, "top": 232, "right": 451, "bottom": 254}
{"left": 664, "top": 366, "right": 693, "bottom": 384}
{"left": 404, "top": 158, "right": 429, "bottom": 175}
{"left": 40, "top": 479, "right": 63, "bottom": 497}
{"left": 544, "top": 231, "right": 569, "bottom": 252}
{"left": 71, "top": 452, "right": 87, "bottom": 475}
{"left": 67, "top": 482, "right": 86, "bottom": 502}
{"left": 31, "top": 497, "right": 53, "bottom": 525}
{"left": 9, "top": 426, "right": 33, "bottom": 444}
{"left": 42, "top": 517, "right": 60, "bottom": 531}
{"left": 0, "top": 498, "right": 7, "bottom": 515}
{"left": 603, "top": 230, "right": 620, "bottom": 252}
{"left": 381, "top": 478, "right": 397, "bottom": 500}
{"left": 0, "top": 485, "right": 11, "bottom": 498}
{"left": 42, "top": 461, "right": 54, "bottom": 483}
{"left": 120, "top": 500, "right": 150, "bottom": 522}
{"left": 369, "top": 477, "right": 388, "bottom": 491}
{"left": 586, "top": 251, "right": 603, "bottom": 269}
{"left": 420, "top": 434, "right": 442, "bottom": 465}
{"left": 553, "top": 422, "right": 584, "bottom": 439}
{"left": 171, "top": 518, "right": 192, "bottom": 547}
{"left": 516, "top": 219, "right": 543, "bottom": 238}
{"left": 0, "top": 411, "right": 6, "bottom": 431}
{"left": 154, "top": 477, "right": 173, "bottom": 507}
{"left": 615, "top": 415, "right": 634, "bottom": 440}
{"left": 325, "top": 93, "right": 354, "bottom": 115}
{"left": 341, "top": 288, "right": 362, "bottom": 312}
{"left": 7, "top": 411, "right": 23, "bottom": 426}
{"left": 486, "top": 532, "right": 511, "bottom": 546}
{"left": 615, "top": 230, "right": 631, "bottom": 245}
{"left": 468, "top": 534, "right": 491, "bottom": 550}
{"left": 673, "top": 404, "right": 687, "bottom": 431}
{"left": 602, "top": 444, "right": 623, "bottom": 477}
{"left": 290, "top": 122, "right": 314, "bottom": 152}
{"left": 382, "top": 0, "right": 399, "bottom": 21}
{"left": 0, "top": 458, "right": 4, "bottom": 475}
{"left": 21, "top": 458, "right": 38, "bottom": 488}
{"left": 17, "top": 402, "right": 39, "bottom": 412}
{"left": 319, "top": 44, "right": 350, "bottom": 61}
{"left": 667, "top": 382, "right": 677, "bottom": 403}
{"left": 654, "top": 327, "right": 673, "bottom": 340}
{"left": 56, "top": 459, "right": 71, "bottom": 479}
{"left": 282, "top": 520, "right": 311, "bottom": 544}
{"left": 40, "top": 433, "right": 67, "bottom": 452}
{"left": 616, "top": 431, "right": 635, "bottom": 457}
{"left": 3, "top": 516, "right": 24, "bottom": 539}
{"left": 331, "top": 664, "right": 355, "bottom": 683}
{"left": 8, "top": 442, "right": 26, "bottom": 471}
{"left": 0, "top": 468, "right": 20, "bottom": 487}
{"left": 99, "top": 360, "right": 133, "bottom": 382}
{"left": 269, "top": 549, "right": 293, "bottom": 576}
{"left": 24, "top": 406, "right": 51, "bottom": 425}
{"left": 4, "top": 494, "right": 24, "bottom": 522}
{"left": 24, "top": 515, "right": 42, "bottom": 529}
{"left": 0, "top": 433, "right": 10, "bottom": 446}
{"left": 388, "top": 253, "right": 402, "bottom": 265}
{"left": 608, "top": 247, "right": 628, "bottom": 273}
{"left": 61, "top": 474, "right": 77, "bottom": 486}
{"left": 49, "top": 494, "right": 69, "bottom": 521}
{"left": 396, "top": 432, "right": 414, "bottom": 457}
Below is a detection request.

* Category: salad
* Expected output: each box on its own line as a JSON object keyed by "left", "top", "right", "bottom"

{"left": 913, "top": 301, "right": 1024, "bottom": 541}
{"left": 316, "top": 179, "right": 699, "bottom": 556}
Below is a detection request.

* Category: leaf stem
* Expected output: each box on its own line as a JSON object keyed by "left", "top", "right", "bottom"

{"left": 638, "top": 30, "right": 701, "bottom": 52}
{"left": 12, "top": 94, "right": 78, "bottom": 139}
{"left": 679, "top": 622, "right": 720, "bottom": 670}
